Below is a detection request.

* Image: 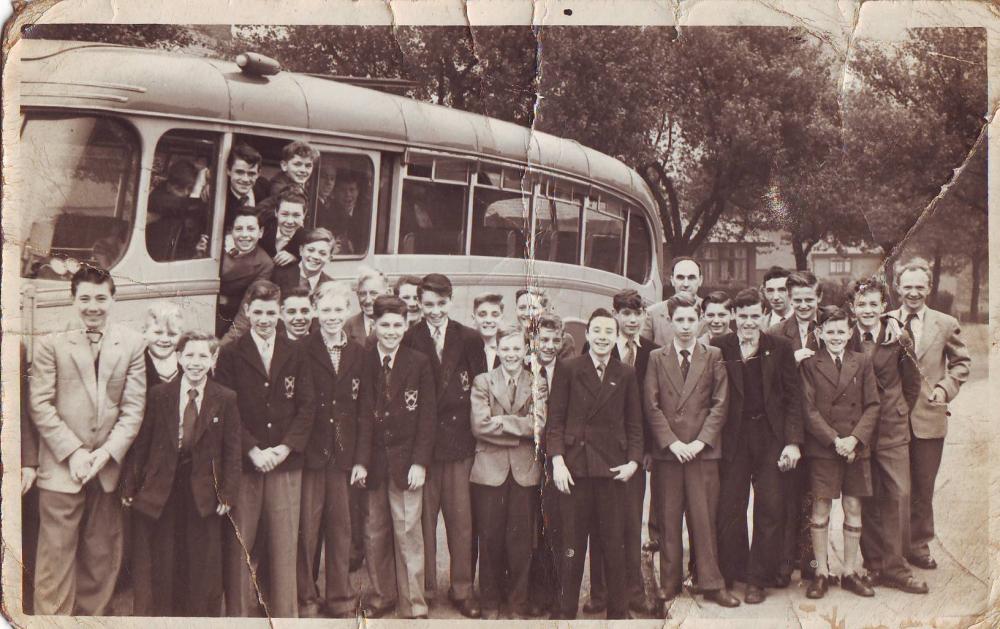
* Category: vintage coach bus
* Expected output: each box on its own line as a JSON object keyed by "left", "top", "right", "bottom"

{"left": 11, "top": 39, "right": 664, "bottom": 355}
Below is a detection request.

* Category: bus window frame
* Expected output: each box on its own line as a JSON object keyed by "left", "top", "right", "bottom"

{"left": 582, "top": 194, "right": 626, "bottom": 275}
{"left": 469, "top": 165, "right": 534, "bottom": 260}
{"left": 308, "top": 143, "right": 382, "bottom": 259}
{"left": 398, "top": 152, "right": 473, "bottom": 255}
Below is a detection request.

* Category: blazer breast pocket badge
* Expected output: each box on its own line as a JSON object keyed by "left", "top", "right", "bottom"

{"left": 351, "top": 378, "right": 360, "bottom": 400}
{"left": 284, "top": 376, "right": 296, "bottom": 399}
{"left": 212, "top": 416, "right": 220, "bottom": 425}
{"left": 404, "top": 389, "right": 419, "bottom": 411}
{"left": 459, "top": 370, "right": 470, "bottom": 391}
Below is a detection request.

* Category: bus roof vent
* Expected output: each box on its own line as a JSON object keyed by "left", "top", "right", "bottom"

{"left": 236, "top": 52, "right": 281, "bottom": 76}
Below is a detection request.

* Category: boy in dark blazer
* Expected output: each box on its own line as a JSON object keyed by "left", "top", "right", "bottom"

{"left": 352, "top": 296, "right": 437, "bottom": 619}
{"left": 848, "top": 279, "right": 927, "bottom": 594}
{"left": 546, "top": 308, "right": 644, "bottom": 619}
{"left": 801, "top": 306, "right": 879, "bottom": 600}
{"left": 711, "top": 289, "right": 803, "bottom": 605}
{"left": 644, "top": 295, "right": 739, "bottom": 610}
{"left": 296, "top": 282, "right": 364, "bottom": 617}
{"left": 582, "top": 289, "right": 660, "bottom": 616}
{"left": 123, "top": 331, "right": 242, "bottom": 616}
{"left": 402, "top": 273, "right": 486, "bottom": 618}
{"left": 469, "top": 325, "right": 546, "bottom": 618}
{"left": 215, "top": 280, "right": 315, "bottom": 618}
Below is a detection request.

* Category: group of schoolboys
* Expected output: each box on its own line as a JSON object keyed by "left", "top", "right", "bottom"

{"left": 22, "top": 246, "right": 970, "bottom": 619}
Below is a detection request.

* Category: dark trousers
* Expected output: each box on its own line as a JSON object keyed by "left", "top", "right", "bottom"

{"left": 652, "top": 458, "right": 725, "bottom": 596}
{"left": 557, "top": 477, "right": 626, "bottom": 619}
{"left": 717, "top": 423, "right": 785, "bottom": 587}
{"left": 349, "top": 485, "right": 367, "bottom": 566}
{"left": 133, "top": 459, "right": 224, "bottom": 616}
{"left": 908, "top": 436, "right": 944, "bottom": 559}
{"left": 21, "top": 485, "right": 40, "bottom": 614}
{"left": 780, "top": 461, "right": 815, "bottom": 577}
{"left": 528, "top": 479, "right": 561, "bottom": 612}
{"left": 586, "top": 469, "right": 645, "bottom": 605}
{"left": 472, "top": 476, "right": 538, "bottom": 612}
{"left": 861, "top": 444, "right": 913, "bottom": 580}
{"left": 297, "top": 466, "right": 356, "bottom": 614}
{"left": 421, "top": 457, "right": 475, "bottom": 600}
{"left": 35, "top": 482, "right": 123, "bottom": 615}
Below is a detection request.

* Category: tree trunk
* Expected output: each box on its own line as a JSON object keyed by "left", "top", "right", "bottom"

{"left": 969, "top": 255, "right": 983, "bottom": 323}
{"left": 791, "top": 239, "right": 809, "bottom": 271}
{"left": 930, "top": 248, "right": 942, "bottom": 302}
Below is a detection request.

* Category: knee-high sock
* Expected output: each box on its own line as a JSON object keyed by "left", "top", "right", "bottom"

{"left": 842, "top": 523, "right": 862, "bottom": 576}
{"left": 809, "top": 519, "right": 830, "bottom": 577}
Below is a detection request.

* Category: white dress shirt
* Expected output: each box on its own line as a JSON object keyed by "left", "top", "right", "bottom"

{"left": 797, "top": 319, "right": 814, "bottom": 349}
{"left": 765, "top": 310, "right": 792, "bottom": 330}
{"left": 179, "top": 377, "right": 207, "bottom": 447}
{"left": 901, "top": 306, "right": 927, "bottom": 348}
{"left": 377, "top": 346, "right": 399, "bottom": 369}
{"left": 250, "top": 329, "right": 275, "bottom": 374}
{"left": 672, "top": 339, "right": 697, "bottom": 367}
{"left": 484, "top": 340, "right": 498, "bottom": 370}
{"left": 616, "top": 334, "right": 642, "bottom": 366}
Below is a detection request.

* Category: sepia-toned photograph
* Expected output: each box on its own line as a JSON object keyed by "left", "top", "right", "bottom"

{"left": 1, "top": 2, "right": 994, "bottom": 626}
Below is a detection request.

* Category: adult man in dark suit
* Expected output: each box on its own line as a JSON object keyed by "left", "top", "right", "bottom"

{"left": 712, "top": 288, "right": 803, "bottom": 604}
{"left": 402, "top": 273, "right": 486, "bottom": 618}
{"left": 352, "top": 296, "right": 437, "bottom": 619}
{"left": 29, "top": 267, "right": 147, "bottom": 615}
{"left": 644, "top": 294, "right": 738, "bottom": 611}
{"left": 296, "top": 282, "right": 365, "bottom": 618}
{"left": 582, "top": 289, "right": 659, "bottom": 616}
{"left": 847, "top": 278, "right": 927, "bottom": 594}
{"left": 889, "top": 258, "right": 970, "bottom": 570}
{"left": 768, "top": 270, "right": 822, "bottom": 585}
{"left": 546, "top": 308, "right": 644, "bottom": 620}
{"left": 216, "top": 280, "right": 315, "bottom": 618}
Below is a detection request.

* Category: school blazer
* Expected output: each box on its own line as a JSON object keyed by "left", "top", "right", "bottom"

{"left": 546, "top": 355, "right": 644, "bottom": 478}
{"left": 469, "top": 368, "right": 547, "bottom": 487}
{"left": 643, "top": 343, "right": 728, "bottom": 462}
{"left": 847, "top": 326, "right": 920, "bottom": 451}
{"left": 30, "top": 324, "right": 147, "bottom": 494}
{"left": 768, "top": 316, "right": 819, "bottom": 352}
{"left": 889, "top": 307, "right": 971, "bottom": 439}
{"left": 215, "top": 333, "right": 315, "bottom": 472}
{"left": 345, "top": 313, "right": 376, "bottom": 348}
{"left": 270, "top": 264, "right": 335, "bottom": 298}
{"left": 302, "top": 331, "right": 363, "bottom": 471}
{"left": 640, "top": 298, "right": 708, "bottom": 346}
{"left": 710, "top": 332, "right": 804, "bottom": 460}
{"left": 122, "top": 379, "right": 242, "bottom": 519}
{"left": 402, "top": 319, "right": 487, "bottom": 462}
{"left": 801, "top": 349, "right": 879, "bottom": 459}
{"left": 355, "top": 345, "right": 437, "bottom": 491}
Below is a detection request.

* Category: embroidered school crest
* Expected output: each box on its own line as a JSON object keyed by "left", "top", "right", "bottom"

{"left": 404, "top": 389, "right": 419, "bottom": 411}
{"left": 351, "top": 378, "right": 360, "bottom": 400}
{"left": 284, "top": 376, "right": 296, "bottom": 399}
{"left": 459, "top": 370, "right": 470, "bottom": 391}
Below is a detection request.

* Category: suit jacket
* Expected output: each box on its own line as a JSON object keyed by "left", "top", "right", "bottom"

{"left": 258, "top": 223, "right": 308, "bottom": 261}
{"left": 847, "top": 325, "right": 920, "bottom": 450}
{"left": 801, "top": 349, "right": 879, "bottom": 459}
{"left": 402, "top": 319, "right": 487, "bottom": 462}
{"left": 122, "top": 379, "right": 242, "bottom": 519}
{"left": 215, "top": 333, "right": 315, "bottom": 472}
{"left": 711, "top": 332, "right": 804, "bottom": 461}
{"left": 768, "top": 316, "right": 819, "bottom": 353}
{"left": 302, "top": 331, "right": 364, "bottom": 471}
{"left": 122, "top": 351, "right": 181, "bottom": 491}
{"left": 29, "top": 324, "right": 147, "bottom": 493}
{"left": 582, "top": 338, "right": 660, "bottom": 453}
{"left": 224, "top": 178, "right": 271, "bottom": 229}
{"left": 470, "top": 368, "right": 546, "bottom": 487}
{"left": 354, "top": 345, "right": 437, "bottom": 491}
{"left": 643, "top": 342, "right": 728, "bottom": 461}
{"left": 345, "top": 313, "right": 376, "bottom": 348}
{"left": 889, "top": 307, "right": 971, "bottom": 439}
{"left": 21, "top": 343, "right": 39, "bottom": 468}
{"left": 545, "top": 354, "right": 644, "bottom": 478}
{"left": 270, "top": 264, "right": 335, "bottom": 298}
{"left": 641, "top": 298, "right": 708, "bottom": 346}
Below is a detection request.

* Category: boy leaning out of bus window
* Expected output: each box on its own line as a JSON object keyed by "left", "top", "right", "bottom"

{"left": 217, "top": 209, "right": 274, "bottom": 337}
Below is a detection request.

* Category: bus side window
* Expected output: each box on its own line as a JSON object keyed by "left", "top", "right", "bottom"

{"left": 470, "top": 166, "right": 529, "bottom": 258}
{"left": 399, "top": 179, "right": 467, "bottom": 255}
{"left": 313, "top": 152, "right": 376, "bottom": 256}
{"left": 146, "top": 130, "right": 219, "bottom": 263}
{"left": 583, "top": 196, "right": 625, "bottom": 275}
{"left": 626, "top": 211, "right": 652, "bottom": 284}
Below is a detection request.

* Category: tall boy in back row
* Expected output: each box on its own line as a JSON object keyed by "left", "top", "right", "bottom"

{"left": 402, "top": 273, "right": 485, "bottom": 618}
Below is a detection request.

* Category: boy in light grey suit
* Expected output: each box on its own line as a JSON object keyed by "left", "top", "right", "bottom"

{"left": 29, "top": 266, "right": 147, "bottom": 615}
{"left": 469, "top": 325, "right": 546, "bottom": 618}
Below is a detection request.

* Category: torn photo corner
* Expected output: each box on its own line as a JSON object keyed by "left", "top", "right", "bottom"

{"left": 1, "top": 0, "right": 996, "bottom": 626}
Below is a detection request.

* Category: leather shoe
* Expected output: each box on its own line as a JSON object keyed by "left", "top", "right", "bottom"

{"left": 362, "top": 603, "right": 395, "bottom": 618}
{"left": 881, "top": 574, "right": 930, "bottom": 594}
{"left": 907, "top": 554, "right": 938, "bottom": 570}
{"left": 628, "top": 597, "right": 656, "bottom": 617}
{"left": 771, "top": 573, "right": 792, "bottom": 589}
{"left": 805, "top": 575, "right": 829, "bottom": 599}
{"left": 842, "top": 573, "right": 875, "bottom": 597}
{"left": 705, "top": 589, "right": 740, "bottom": 608}
{"left": 582, "top": 598, "right": 606, "bottom": 614}
{"left": 744, "top": 585, "right": 766, "bottom": 605}
{"left": 862, "top": 570, "right": 881, "bottom": 588}
{"left": 453, "top": 598, "right": 482, "bottom": 619}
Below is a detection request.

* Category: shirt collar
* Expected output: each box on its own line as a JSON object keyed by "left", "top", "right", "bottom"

{"left": 180, "top": 376, "right": 207, "bottom": 405}
{"left": 673, "top": 339, "right": 696, "bottom": 358}
{"left": 250, "top": 329, "right": 275, "bottom": 350}
{"left": 377, "top": 346, "right": 399, "bottom": 367}
{"left": 589, "top": 351, "right": 608, "bottom": 371}
{"left": 827, "top": 347, "right": 845, "bottom": 362}
{"left": 617, "top": 334, "right": 641, "bottom": 351}
{"left": 321, "top": 330, "right": 347, "bottom": 348}
{"left": 231, "top": 185, "right": 255, "bottom": 205}
{"left": 902, "top": 305, "right": 927, "bottom": 322}
{"left": 858, "top": 320, "right": 881, "bottom": 341}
